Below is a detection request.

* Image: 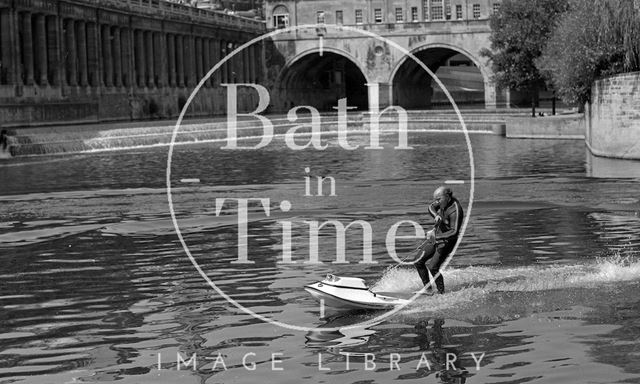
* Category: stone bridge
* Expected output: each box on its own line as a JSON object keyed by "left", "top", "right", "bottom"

{"left": 265, "top": 0, "right": 507, "bottom": 111}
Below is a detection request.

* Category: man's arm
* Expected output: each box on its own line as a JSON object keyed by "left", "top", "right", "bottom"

{"left": 427, "top": 201, "right": 439, "bottom": 219}
{"left": 435, "top": 201, "right": 462, "bottom": 242}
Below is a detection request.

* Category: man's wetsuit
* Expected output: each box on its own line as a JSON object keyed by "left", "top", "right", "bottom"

{"left": 414, "top": 197, "right": 464, "bottom": 293}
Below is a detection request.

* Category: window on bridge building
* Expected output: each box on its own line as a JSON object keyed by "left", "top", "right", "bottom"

{"left": 395, "top": 7, "right": 403, "bottom": 22}
{"left": 317, "top": 11, "right": 325, "bottom": 24}
{"left": 374, "top": 8, "right": 383, "bottom": 23}
{"left": 411, "top": 7, "right": 419, "bottom": 22}
{"left": 492, "top": 2, "right": 501, "bottom": 13}
{"left": 473, "top": 3, "right": 481, "bottom": 18}
{"left": 336, "top": 10, "right": 343, "bottom": 24}
{"left": 422, "top": 0, "right": 429, "bottom": 20}
{"left": 432, "top": 6, "right": 443, "bottom": 20}
{"left": 355, "top": 9, "right": 363, "bottom": 24}
{"left": 456, "top": 4, "right": 463, "bottom": 19}
{"left": 272, "top": 5, "right": 289, "bottom": 29}
{"left": 431, "top": 0, "right": 444, "bottom": 20}
{"left": 444, "top": 0, "right": 452, "bottom": 19}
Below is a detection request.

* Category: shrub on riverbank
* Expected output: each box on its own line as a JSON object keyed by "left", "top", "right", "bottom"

{"left": 538, "top": 0, "right": 640, "bottom": 105}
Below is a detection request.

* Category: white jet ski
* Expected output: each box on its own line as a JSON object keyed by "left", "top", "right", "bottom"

{"left": 304, "top": 274, "right": 410, "bottom": 311}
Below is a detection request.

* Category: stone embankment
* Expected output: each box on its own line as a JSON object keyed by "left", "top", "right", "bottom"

{"left": 585, "top": 72, "right": 640, "bottom": 160}
{"left": 505, "top": 114, "right": 584, "bottom": 139}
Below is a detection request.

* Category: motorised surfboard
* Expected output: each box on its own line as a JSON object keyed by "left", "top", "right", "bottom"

{"left": 304, "top": 274, "right": 410, "bottom": 311}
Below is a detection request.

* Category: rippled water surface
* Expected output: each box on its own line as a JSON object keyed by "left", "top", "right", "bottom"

{"left": 1, "top": 132, "right": 640, "bottom": 384}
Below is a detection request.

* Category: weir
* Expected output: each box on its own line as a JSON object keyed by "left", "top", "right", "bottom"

{"left": 9, "top": 109, "right": 527, "bottom": 156}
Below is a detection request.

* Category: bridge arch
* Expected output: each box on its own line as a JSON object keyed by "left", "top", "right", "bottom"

{"left": 274, "top": 48, "right": 370, "bottom": 111}
{"left": 390, "top": 43, "right": 492, "bottom": 109}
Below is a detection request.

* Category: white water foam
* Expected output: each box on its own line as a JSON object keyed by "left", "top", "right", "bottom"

{"left": 371, "top": 255, "right": 640, "bottom": 315}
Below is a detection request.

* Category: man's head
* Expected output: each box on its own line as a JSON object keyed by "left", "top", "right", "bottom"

{"left": 433, "top": 186, "right": 452, "bottom": 208}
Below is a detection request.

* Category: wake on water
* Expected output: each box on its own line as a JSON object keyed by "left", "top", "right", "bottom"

{"left": 370, "top": 255, "right": 640, "bottom": 317}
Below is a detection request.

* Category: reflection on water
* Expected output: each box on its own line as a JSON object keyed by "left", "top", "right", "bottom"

{"left": 1, "top": 133, "right": 640, "bottom": 383}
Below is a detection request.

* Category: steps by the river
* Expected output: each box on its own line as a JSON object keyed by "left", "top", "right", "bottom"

{"left": 7, "top": 109, "right": 547, "bottom": 156}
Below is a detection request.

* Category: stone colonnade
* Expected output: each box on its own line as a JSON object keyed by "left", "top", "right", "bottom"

{"left": 0, "top": 0, "right": 265, "bottom": 124}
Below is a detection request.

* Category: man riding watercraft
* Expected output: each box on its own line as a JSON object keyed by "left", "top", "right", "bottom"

{"left": 414, "top": 186, "right": 464, "bottom": 294}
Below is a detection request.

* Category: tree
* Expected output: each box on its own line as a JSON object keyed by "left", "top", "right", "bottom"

{"left": 481, "top": 0, "right": 569, "bottom": 115}
{"left": 538, "top": 0, "right": 640, "bottom": 106}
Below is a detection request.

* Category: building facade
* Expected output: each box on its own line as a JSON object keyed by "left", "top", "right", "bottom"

{"left": 0, "top": 0, "right": 265, "bottom": 126}
{"left": 267, "top": 0, "right": 500, "bottom": 29}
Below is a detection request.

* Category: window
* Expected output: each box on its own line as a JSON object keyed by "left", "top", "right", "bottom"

{"left": 355, "top": 9, "right": 363, "bottom": 24}
{"left": 444, "top": 0, "right": 451, "bottom": 19}
{"left": 374, "top": 8, "right": 382, "bottom": 23}
{"left": 335, "top": 10, "right": 343, "bottom": 24}
{"left": 273, "top": 14, "right": 289, "bottom": 29}
{"left": 395, "top": 7, "right": 403, "bottom": 22}
{"left": 456, "top": 4, "right": 462, "bottom": 19}
{"left": 473, "top": 4, "right": 480, "bottom": 18}
{"left": 492, "top": 2, "right": 501, "bottom": 13}
{"left": 317, "top": 11, "right": 325, "bottom": 24}
{"left": 272, "top": 5, "right": 289, "bottom": 29}
{"left": 431, "top": 0, "right": 444, "bottom": 20}
{"left": 423, "top": 0, "right": 429, "bottom": 20}
{"left": 411, "top": 7, "right": 418, "bottom": 22}
{"left": 431, "top": 5, "right": 443, "bottom": 20}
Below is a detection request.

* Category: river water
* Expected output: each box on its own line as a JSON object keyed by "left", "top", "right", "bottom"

{"left": 1, "top": 130, "right": 640, "bottom": 384}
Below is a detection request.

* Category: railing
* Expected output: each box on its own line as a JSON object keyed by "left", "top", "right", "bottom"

{"left": 87, "top": 0, "right": 266, "bottom": 32}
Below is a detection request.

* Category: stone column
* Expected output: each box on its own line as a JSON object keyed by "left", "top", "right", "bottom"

{"left": 120, "top": 28, "right": 131, "bottom": 87}
{"left": 202, "top": 38, "right": 211, "bottom": 86}
{"left": 213, "top": 39, "right": 220, "bottom": 85}
{"left": 65, "top": 18, "right": 77, "bottom": 86}
{"left": 135, "top": 29, "right": 145, "bottom": 87}
{"left": 112, "top": 27, "right": 122, "bottom": 87}
{"left": 367, "top": 82, "right": 392, "bottom": 110}
{"left": 75, "top": 21, "right": 88, "bottom": 86}
{"left": 176, "top": 34, "right": 184, "bottom": 87}
{"left": 231, "top": 42, "right": 238, "bottom": 83}
{"left": 243, "top": 45, "right": 249, "bottom": 83}
{"left": 34, "top": 14, "right": 47, "bottom": 86}
{"left": 145, "top": 30, "right": 154, "bottom": 87}
{"left": 195, "top": 37, "right": 203, "bottom": 84}
{"left": 207, "top": 39, "right": 216, "bottom": 86}
{"left": 484, "top": 79, "right": 497, "bottom": 109}
{"left": 155, "top": 32, "right": 166, "bottom": 87}
{"left": 86, "top": 22, "right": 99, "bottom": 88}
{"left": 21, "top": 12, "right": 35, "bottom": 85}
{"left": 76, "top": 20, "right": 89, "bottom": 87}
{"left": 256, "top": 41, "right": 263, "bottom": 83}
{"left": 225, "top": 41, "right": 232, "bottom": 83}
{"left": 45, "top": 15, "right": 60, "bottom": 87}
{"left": 182, "top": 35, "right": 190, "bottom": 86}
{"left": 0, "top": 9, "right": 12, "bottom": 84}
{"left": 101, "top": 24, "right": 112, "bottom": 87}
{"left": 167, "top": 33, "right": 176, "bottom": 87}
{"left": 248, "top": 44, "right": 256, "bottom": 83}
{"left": 187, "top": 35, "right": 196, "bottom": 86}
{"left": 238, "top": 43, "right": 245, "bottom": 83}
{"left": 221, "top": 40, "right": 228, "bottom": 83}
